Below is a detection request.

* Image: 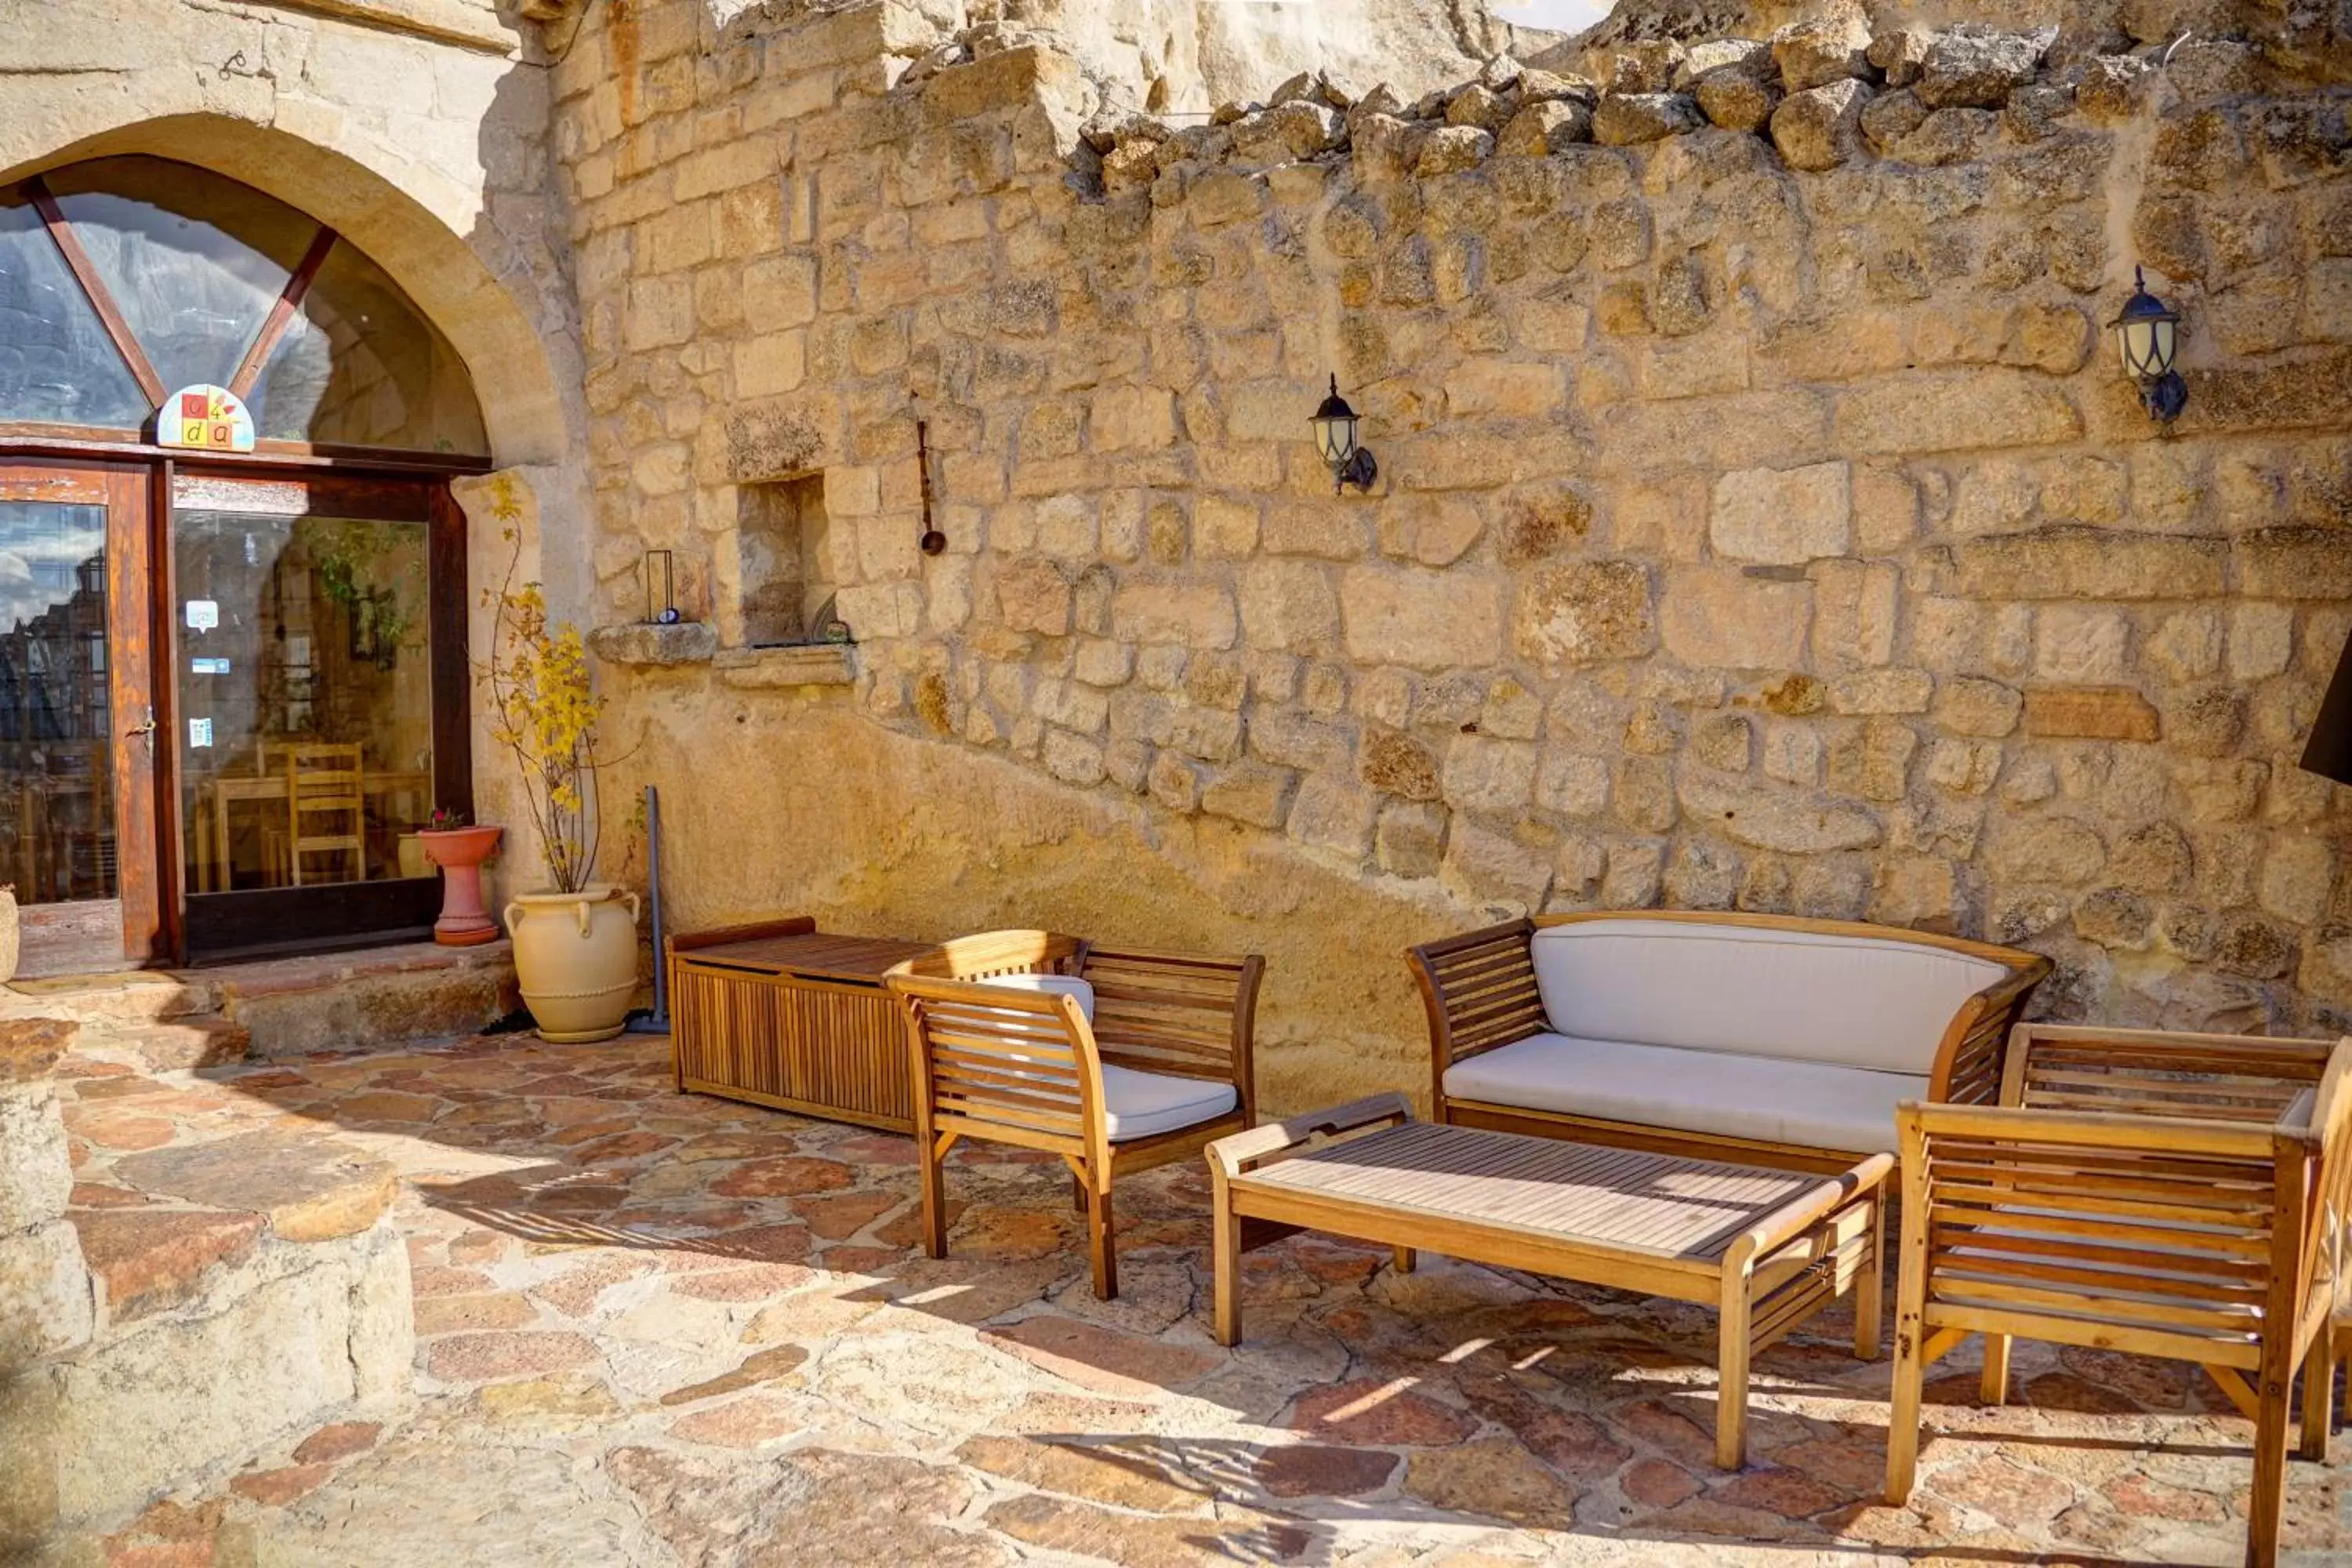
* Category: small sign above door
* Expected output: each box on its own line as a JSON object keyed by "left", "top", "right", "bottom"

{"left": 158, "top": 384, "right": 256, "bottom": 454}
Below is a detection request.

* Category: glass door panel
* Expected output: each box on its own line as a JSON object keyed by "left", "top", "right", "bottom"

{"left": 173, "top": 484, "right": 435, "bottom": 899}
{"left": 0, "top": 463, "right": 156, "bottom": 976}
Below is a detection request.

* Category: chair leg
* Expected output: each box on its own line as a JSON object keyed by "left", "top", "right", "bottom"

{"left": 1392, "top": 1245, "right": 1416, "bottom": 1275}
{"left": 1085, "top": 1181, "right": 1118, "bottom": 1301}
{"left": 1980, "top": 1333, "right": 2012, "bottom": 1406}
{"left": 2301, "top": 1326, "right": 2335, "bottom": 1463}
{"left": 1886, "top": 1322, "right": 1926, "bottom": 1504}
{"left": 1212, "top": 1188, "right": 1242, "bottom": 1347}
{"left": 2248, "top": 1363, "right": 2291, "bottom": 1568}
{"left": 919, "top": 1134, "right": 950, "bottom": 1261}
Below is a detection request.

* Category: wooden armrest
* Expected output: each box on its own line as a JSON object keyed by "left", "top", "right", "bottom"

{"left": 668, "top": 916, "right": 818, "bottom": 953}
{"left": 1907, "top": 1099, "right": 2283, "bottom": 1160}
{"left": 1729, "top": 1153, "right": 1894, "bottom": 1264}
{"left": 1407, "top": 919, "right": 1543, "bottom": 1068}
{"left": 1207, "top": 1093, "right": 1410, "bottom": 1177}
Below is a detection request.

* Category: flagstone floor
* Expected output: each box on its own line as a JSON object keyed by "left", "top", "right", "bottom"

{"left": 60, "top": 1033, "right": 2350, "bottom": 1567}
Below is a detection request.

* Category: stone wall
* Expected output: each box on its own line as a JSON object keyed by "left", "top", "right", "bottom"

{"left": 0, "top": 1010, "right": 415, "bottom": 1552}
{"left": 554, "top": 0, "right": 2352, "bottom": 1099}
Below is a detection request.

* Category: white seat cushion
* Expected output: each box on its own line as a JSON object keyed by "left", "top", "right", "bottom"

{"left": 1099, "top": 1065, "right": 1237, "bottom": 1142}
{"left": 1530, "top": 919, "right": 2003, "bottom": 1074}
{"left": 1443, "top": 1032, "right": 1921, "bottom": 1154}
{"left": 975, "top": 971, "right": 1095, "bottom": 1021}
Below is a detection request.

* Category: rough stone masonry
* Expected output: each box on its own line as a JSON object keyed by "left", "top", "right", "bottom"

{"left": 550, "top": 0, "right": 2352, "bottom": 1109}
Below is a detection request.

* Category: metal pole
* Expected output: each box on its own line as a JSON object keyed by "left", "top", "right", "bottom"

{"left": 626, "top": 782, "right": 670, "bottom": 1033}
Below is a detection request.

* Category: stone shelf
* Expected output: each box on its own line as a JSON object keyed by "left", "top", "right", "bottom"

{"left": 716, "top": 644, "right": 858, "bottom": 689}
{"left": 587, "top": 622, "right": 719, "bottom": 666}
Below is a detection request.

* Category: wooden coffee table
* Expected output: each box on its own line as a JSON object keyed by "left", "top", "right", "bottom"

{"left": 1207, "top": 1095, "right": 1891, "bottom": 1468}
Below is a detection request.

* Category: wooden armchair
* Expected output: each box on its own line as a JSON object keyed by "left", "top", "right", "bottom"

{"left": 1886, "top": 1024, "right": 2350, "bottom": 1568}
{"left": 886, "top": 930, "right": 1264, "bottom": 1299}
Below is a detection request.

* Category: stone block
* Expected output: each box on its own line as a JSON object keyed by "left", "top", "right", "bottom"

{"left": 0, "top": 1221, "right": 89, "bottom": 1372}
{"left": 0, "top": 1085, "right": 68, "bottom": 1233}
{"left": 1657, "top": 568, "right": 1811, "bottom": 669}
{"left": 586, "top": 622, "right": 718, "bottom": 666}
{"left": 2024, "top": 686, "right": 2160, "bottom": 742}
{"left": 1287, "top": 776, "right": 1379, "bottom": 858}
{"left": 1375, "top": 803, "right": 1446, "bottom": 879}
{"left": 1770, "top": 80, "right": 1871, "bottom": 172}
{"left": 1512, "top": 561, "right": 1654, "bottom": 666}
{"left": 1112, "top": 582, "right": 1238, "bottom": 649}
{"left": 1199, "top": 762, "right": 1296, "bottom": 829}
{"left": 1679, "top": 772, "right": 1882, "bottom": 853}
{"left": 0, "top": 1020, "right": 74, "bottom": 1085}
{"left": 1592, "top": 93, "right": 1702, "bottom": 146}
{"left": 1833, "top": 372, "right": 2080, "bottom": 456}
{"left": 1341, "top": 568, "right": 1504, "bottom": 671}
{"left": 112, "top": 1130, "right": 396, "bottom": 1244}
{"left": 1709, "top": 462, "right": 1850, "bottom": 564}
{"left": 1440, "top": 820, "right": 1552, "bottom": 910}
{"left": 1954, "top": 530, "right": 2226, "bottom": 602}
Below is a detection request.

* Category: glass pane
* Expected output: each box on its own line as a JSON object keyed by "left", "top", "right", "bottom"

{"left": 0, "top": 501, "right": 115, "bottom": 902}
{"left": 44, "top": 157, "right": 314, "bottom": 402}
{"left": 176, "top": 506, "right": 434, "bottom": 892}
{"left": 252, "top": 239, "right": 488, "bottom": 455}
{"left": 0, "top": 191, "right": 149, "bottom": 428}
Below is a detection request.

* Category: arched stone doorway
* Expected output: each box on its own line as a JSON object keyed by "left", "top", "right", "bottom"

{"left": 0, "top": 140, "right": 561, "bottom": 972}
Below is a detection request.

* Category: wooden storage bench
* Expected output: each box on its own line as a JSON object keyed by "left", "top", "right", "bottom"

{"left": 668, "top": 917, "right": 940, "bottom": 1132}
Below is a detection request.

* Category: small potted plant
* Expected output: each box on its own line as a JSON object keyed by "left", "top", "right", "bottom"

{"left": 418, "top": 805, "right": 503, "bottom": 946}
{"left": 484, "top": 477, "right": 639, "bottom": 1043}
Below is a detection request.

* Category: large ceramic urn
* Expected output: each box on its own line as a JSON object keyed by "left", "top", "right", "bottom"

{"left": 505, "top": 884, "right": 641, "bottom": 1043}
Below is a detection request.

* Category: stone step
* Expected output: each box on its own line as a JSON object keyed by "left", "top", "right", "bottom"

{"left": 220, "top": 941, "right": 517, "bottom": 1062}
{"left": 109, "top": 1018, "right": 254, "bottom": 1073}
{"left": 3, "top": 970, "right": 219, "bottom": 1025}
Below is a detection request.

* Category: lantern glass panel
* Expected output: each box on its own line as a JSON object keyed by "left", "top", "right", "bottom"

{"left": 2151, "top": 318, "right": 2176, "bottom": 371}
{"left": 1313, "top": 415, "right": 1354, "bottom": 466}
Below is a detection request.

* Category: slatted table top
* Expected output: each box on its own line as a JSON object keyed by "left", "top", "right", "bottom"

{"left": 677, "top": 931, "right": 939, "bottom": 982}
{"left": 1234, "top": 1121, "right": 1846, "bottom": 1265}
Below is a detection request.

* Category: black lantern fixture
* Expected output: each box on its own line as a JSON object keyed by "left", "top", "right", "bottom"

{"left": 2111, "top": 265, "right": 2187, "bottom": 425}
{"left": 1309, "top": 374, "right": 1377, "bottom": 495}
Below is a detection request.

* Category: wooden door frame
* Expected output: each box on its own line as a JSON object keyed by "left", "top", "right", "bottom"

{"left": 0, "top": 456, "right": 162, "bottom": 968}
{"left": 166, "top": 463, "right": 473, "bottom": 965}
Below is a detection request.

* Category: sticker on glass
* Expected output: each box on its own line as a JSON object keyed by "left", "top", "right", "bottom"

{"left": 185, "top": 600, "right": 219, "bottom": 631}
{"left": 190, "top": 657, "right": 230, "bottom": 675}
{"left": 187, "top": 717, "right": 214, "bottom": 749}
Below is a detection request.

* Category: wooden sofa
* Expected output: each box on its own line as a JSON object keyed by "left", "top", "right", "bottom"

{"left": 1407, "top": 912, "right": 2049, "bottom": 1174}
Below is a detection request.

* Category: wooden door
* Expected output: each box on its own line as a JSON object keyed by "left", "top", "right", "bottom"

{"left": 0, "top": 459, "right": 160, "bottom": 975}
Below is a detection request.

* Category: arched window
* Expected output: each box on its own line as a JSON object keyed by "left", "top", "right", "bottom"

{"left": 0, "top": 157, "right": 488, "bottom": 457}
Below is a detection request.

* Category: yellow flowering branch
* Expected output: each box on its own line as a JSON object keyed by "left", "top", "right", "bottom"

{"left": 481, "top": 476, "right": 612, "bottom": 895}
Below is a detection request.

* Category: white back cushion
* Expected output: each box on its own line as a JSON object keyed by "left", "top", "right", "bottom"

{"left": 975, "top": 971, "right": 1096, "bottom": 1022}
{"left": 1529, "top": 919, "right": 2002, "bottom": 1074}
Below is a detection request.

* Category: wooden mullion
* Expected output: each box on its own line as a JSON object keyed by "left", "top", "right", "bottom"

{"left": 27, "top": 177, "right": 165, "bottom": 407}
{"left": 227, "top": 225, "right": 338, "bottom": 402}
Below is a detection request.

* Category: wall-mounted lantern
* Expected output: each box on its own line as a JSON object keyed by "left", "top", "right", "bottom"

{"left": 1309, "top": 374, "right": 1377, "bottom": 495}
{"left": 2111, "top": 265, "right": 2186, "bottom": 425}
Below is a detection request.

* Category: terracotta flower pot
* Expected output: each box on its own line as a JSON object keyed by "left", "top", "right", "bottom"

{"left": 419, "top": 826, "right": 503, "bottom": 946}
{"left": 506, "top": 883, "right": 640, "bottom": 1043}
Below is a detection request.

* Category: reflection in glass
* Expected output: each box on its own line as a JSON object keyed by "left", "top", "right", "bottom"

{"left": 0, "top": 193, "right": 150, "bottom": 429}
{"left": 44, "top": 157, "right": 311, "bottom": 404}
{"left": 0, "top": 503, "right": 115, "bottom": 902}
{"left": 176, "top": 509, "right": 434, "bottom": 891}
{"left": 252, "top": 238, "right": 488, "bottom": 455}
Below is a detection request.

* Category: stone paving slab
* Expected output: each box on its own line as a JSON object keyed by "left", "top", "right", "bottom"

{"left": 59, "top": 1034, "right": 2352, "bottom": 1567}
